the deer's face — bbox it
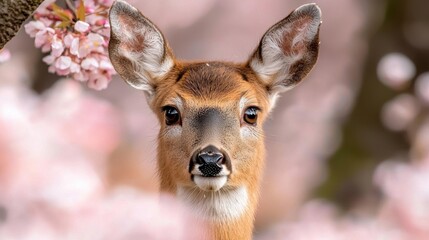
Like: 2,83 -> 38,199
153,62 -> 270,191
108,0 -> 321,194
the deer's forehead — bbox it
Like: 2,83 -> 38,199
174,62 -> 255,99
156,62 -> 269,111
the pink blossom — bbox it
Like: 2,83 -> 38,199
95,18 -> 108,26
78,33 -> 104,57
73,72 -> 87,82
258,200 -> 408,240
34,27 -> 55,52
99,59 -> 114,71
42,54 -> 55,65
88,33 -> 105,46
74,20 -> 90,32
70,62 -> 81,73
24,20 -> 46,37
70,37 -> 80,56
375,160 -> 429,238
102,0 -> 114,5
24,0 -> 116,90
47,65 -> 56,73
55,56 -> 72,70
81,58 -> 99,70
88,73 -> 109,90
63,33 -> 74,47
0,79 -> 126,238
51,36 -> 65,57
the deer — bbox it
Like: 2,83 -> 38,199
108,1 -> 321,239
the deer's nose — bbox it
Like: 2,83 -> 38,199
197,148 -> 224,165
190,145 -> 226,177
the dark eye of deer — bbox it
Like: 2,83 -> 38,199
163,106 -> 181,125
243,107 -> 258,125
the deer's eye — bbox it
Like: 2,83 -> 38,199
163,106 -> 181,125
243,107 -> 258,125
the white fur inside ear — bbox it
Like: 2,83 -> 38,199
250,3 -> 321,92
291,3 -> 321,48
109,0 -> 174,93
131,49 -> 174,93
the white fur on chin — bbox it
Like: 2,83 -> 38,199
194,175 -> 228,191
177,185 -> 249,221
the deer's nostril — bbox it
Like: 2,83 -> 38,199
197,151 -> 223,176
189,145 -> 232,177
197,151 -> 224,165
192,145 -> 225,177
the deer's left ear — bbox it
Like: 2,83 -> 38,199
108,0 -> 174,96
248,3 -> 321,100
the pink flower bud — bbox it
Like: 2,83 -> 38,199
81,58 -> 99,70
42,55 -> 56,65
99,59 -> 113,70
70,38 -> 80,56
74,72 -> 88,82
51,36 -> 65,57
57,68 -> 71,75
95,19 -> 107,26
24,20 -> 46,38
63,34 -> 74,47
86,7 -> 95,14
55,56 -> 72,70
48,65 -> 56,73
87,33 -> 104,46
88,73 -> 109,90
34,28 -> 55,49
70,62 -> 81,74
74,21 -> 90,33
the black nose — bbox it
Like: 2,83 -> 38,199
195,145 -> 224,177
197,147 -> 224,165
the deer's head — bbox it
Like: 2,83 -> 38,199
109,0 -> 321,223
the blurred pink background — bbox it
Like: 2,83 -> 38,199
1,0 -> 429,239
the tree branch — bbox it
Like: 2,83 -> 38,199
0,0 -> 45,50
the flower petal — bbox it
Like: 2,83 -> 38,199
74,21 -> 90,33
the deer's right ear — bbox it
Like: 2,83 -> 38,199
108,0 -> 174,95
248,4 -> 321,106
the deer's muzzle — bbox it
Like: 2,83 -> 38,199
189,145 -> 232,191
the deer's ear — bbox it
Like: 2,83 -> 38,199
248,3 -> 321,99
108,0 -> 174,95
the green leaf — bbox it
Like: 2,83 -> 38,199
77,0 -> 86,21
51,3 -> 72,21
57,20 -> 71,29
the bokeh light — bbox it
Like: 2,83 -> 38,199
377,53 -> 416,89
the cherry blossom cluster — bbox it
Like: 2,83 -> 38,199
24,0 -> 115,90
